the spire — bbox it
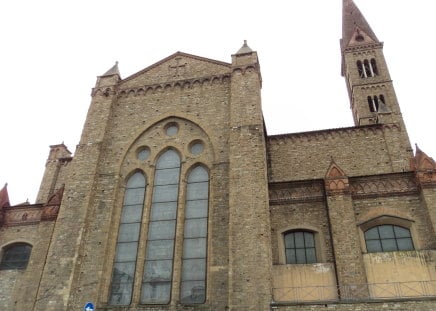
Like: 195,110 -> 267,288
101,61 -> 120,77
342,0 -> 379,50
0,183 -> 10,208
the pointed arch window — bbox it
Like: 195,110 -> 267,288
180,166 -> 209,304
141,149 -> 181,304
109,172 -> 146,305
0,243 -> 32,270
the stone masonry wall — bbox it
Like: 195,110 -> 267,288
267,125 -> 410,183
0,222 -> 55,310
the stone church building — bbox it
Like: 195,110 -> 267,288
0,1 -> 435,310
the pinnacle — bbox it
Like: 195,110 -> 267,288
102,61 -> 120,77
236,40 -> 253,54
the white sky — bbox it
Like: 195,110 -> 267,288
1,0 -> 435,204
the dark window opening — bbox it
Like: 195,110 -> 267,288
0,243 -> 32,270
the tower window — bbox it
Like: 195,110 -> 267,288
284,231 -> 316,264
368,95 -> 382,112
0,243 -> 32,270
358,59 -> 378,78
370,58 -> 378,75
364,225 -> 414,253
357,60 -> 365,78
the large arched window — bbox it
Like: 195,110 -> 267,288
109,172 -> 146,305
284,231 -> 316,264
364,225 -> 414,253
0,243 -> 32,270
141,149 -> 181,304
180,166 -> 209,304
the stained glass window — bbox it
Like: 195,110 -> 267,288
0,243 -> 32,270
109,172 -> 146,305
180,166 -> 209,304
141,150 -> 180,304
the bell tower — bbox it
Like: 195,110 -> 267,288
341,0 -> 404,127
341,0 -> 413,170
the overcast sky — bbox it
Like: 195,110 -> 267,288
1,0 -> 435,204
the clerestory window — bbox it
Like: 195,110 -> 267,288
0,243 -> 32,270
284,231 -> 316,264
364,225 -> 414,253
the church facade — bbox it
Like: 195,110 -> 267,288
0,1 -> 435,310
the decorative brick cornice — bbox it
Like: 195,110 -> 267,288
0,186 -> 64,227
269,180 -> 325,204
114,73 -> 231,98
350,172 -> 418,199
343,42 -> 384,53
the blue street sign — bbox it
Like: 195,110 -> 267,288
84,302 -> 94,311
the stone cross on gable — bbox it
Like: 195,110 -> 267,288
169,57 -> 187,77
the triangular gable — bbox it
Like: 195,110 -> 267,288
346,27 -> 377,47
121,52 -> 231,89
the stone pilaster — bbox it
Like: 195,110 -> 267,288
324,161 -> 369,299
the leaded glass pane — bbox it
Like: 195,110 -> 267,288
187,182 -> 209,200
148,220 -> 176,240
397,238 -> 414,251
379,225 -> 395,239
284,233 -> 295,249
146,240 -> 174,260
153,185 -> 179,202
124,187 -> 145,205
121,204 -> 143,223
155,168 -> 180,186
143,260 -> 173,282
127,172 -> 146,188
141,282 -> 171,304
109,282 -> 133,305
180,280 -> 206,304
188,166 -> 208,183
137,148 -> 150,161
394,226 -> 411,238
182,259 -> 206,280
112,262 -> 135,283
365,227 -> 379,240
183,238 -> 206,259
366,240 -> 382,252
306,248 -> 316,264
294,232 -> 305,248
115,242 -> 138,262
296,249 -> 306,264
304,232 -> 315,247
285,249 -> 296,264
381,239 -> 397,252
118,223 -> 140,242
150,202 -> 177,221
190,142 -> 204,155
185,200 -> 208,219
156,150 -> 180,169
184,219 -> 207,238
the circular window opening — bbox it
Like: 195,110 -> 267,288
355,34 -> 364,42
137,146 -> 151,161
189,140 -> 204,155
165,122 -> 179,136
